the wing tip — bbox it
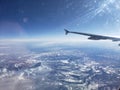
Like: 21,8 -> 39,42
64,29 -> 69,35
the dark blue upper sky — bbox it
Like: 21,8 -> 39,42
0,0 -> 120,38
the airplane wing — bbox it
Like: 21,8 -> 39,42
64,29 -> 120,45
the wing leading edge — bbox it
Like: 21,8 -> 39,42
64,29 -> 120,46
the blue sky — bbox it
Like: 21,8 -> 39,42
0,0 -> 120,39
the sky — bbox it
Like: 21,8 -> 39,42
0,0 -> 120,39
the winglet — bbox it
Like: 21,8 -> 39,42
64,29 -> 69,35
